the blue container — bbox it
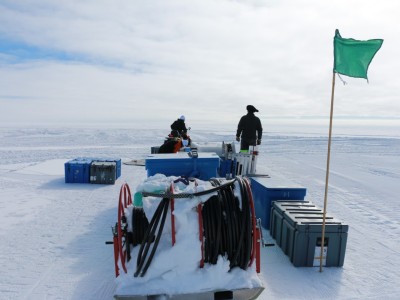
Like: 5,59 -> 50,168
64,158 -> 92,183
145,152 -> 220,180
250,177 -> 307,229
219,158 -> 234,177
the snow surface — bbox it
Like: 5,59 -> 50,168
0,126 -> 399,300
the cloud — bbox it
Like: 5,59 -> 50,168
0,0 -> 399,128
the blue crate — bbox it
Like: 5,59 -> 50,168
145,152 -> 220,180
250,177 -> 307,229
219,158 -> 234,177
64,158 -> 92,183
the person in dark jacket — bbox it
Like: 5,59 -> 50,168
236,105 -> 263,151
158,138 -> 182,153
158,135 -> 190,154
170,115 -> 187,137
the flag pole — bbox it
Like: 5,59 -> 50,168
320,71 -> 336,272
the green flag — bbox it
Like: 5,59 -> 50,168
333,29 -> 383,79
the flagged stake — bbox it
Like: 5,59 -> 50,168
333,29 -> 383,79
320,29 -> 383,272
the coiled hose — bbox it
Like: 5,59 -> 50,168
204,177 -> 253,270
134,197 -> 170,277
130,176 -> 255,276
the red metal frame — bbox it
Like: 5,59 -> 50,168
112,179 -> 261,277
115,183 -> 132,277
112,235 -> 119,277
243,178 -> 260,272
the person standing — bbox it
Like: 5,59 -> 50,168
236,105 -> 263,151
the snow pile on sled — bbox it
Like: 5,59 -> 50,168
115,174 -> 263,297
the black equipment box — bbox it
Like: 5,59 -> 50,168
90,161 -> 116,184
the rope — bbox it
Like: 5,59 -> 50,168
141,178 -> 237,198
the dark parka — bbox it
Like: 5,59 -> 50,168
170,119 -> 187,137
236,112 -> 263,145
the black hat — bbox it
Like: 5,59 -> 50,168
246,105 -> 259,112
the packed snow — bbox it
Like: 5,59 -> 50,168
0,125 -> 399,300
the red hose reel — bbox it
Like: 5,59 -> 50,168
110,178 -> 261,277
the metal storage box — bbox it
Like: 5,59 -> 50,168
282,212 -> 348,267
93,158 -> 121,179
281,212 -> 333,258
145,152 -> 220,180
90,161 -> 116,184
270,201 -> 321,247
64,158 -> 92,183
151,146 -> 160,154
250,177 -> 307,229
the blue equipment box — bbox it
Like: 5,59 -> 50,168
219,158 -> 234,177
64,158 -> 92,183
145,152 -> 220,180
250,177 -> 307,229
65,157 -> 121,183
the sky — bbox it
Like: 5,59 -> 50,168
0,0 -> 399,130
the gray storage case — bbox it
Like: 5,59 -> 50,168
271,200 -> 348,267
90,161 -> 116,184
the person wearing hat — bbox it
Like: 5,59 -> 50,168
170,115 -> 188,137
236,105 -> 263,151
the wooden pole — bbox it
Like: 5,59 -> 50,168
320,71 -> 336,272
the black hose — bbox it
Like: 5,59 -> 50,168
202,177 -> 254,271
238,177 -> 252,269
131,207 -> 149,247
128,176 -> 255,276
140,198 -> 170,276
134,198 -> 169,277
230,178 -> 247,268
135,199 -> 164,269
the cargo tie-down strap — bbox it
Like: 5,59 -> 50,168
140,178 -> 237,199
